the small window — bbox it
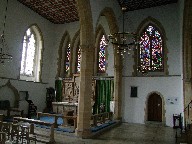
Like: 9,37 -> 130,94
65,43 -> 71,75
98,35 -> 107,73
76,45 -> 81,73
57,32 -> 71,78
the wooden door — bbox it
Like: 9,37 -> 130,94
148,93 -> 162,122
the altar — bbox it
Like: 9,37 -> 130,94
52,102 -> 78,115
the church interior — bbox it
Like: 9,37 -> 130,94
0,0 -> 192,143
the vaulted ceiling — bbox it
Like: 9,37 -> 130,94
17,0 -> 178,24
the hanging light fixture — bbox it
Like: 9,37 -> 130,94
0,0 -> 13,64
108,1 -> 139,58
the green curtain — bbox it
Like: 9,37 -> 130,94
55,80 -> 62,102
93,79 -> 114,114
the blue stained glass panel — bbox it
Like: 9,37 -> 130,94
98,35 -> 107,73
77,46 -> 81,73
139,25 -> 163,72
65,44 -> 71,74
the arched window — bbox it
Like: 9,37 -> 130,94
76,46 -> 81,73
98,35 -> 107,73
138,24 -> 163,73
20,25 -> 42,82
65,43 -> 71,75
57,32 -> 71,78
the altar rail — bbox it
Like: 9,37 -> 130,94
13,117 -> 55,143
52,102 -> 78,115
37,112 -> 113,130
37,112 -> 77,130
91,112 -> 113,127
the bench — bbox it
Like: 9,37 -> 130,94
13,117 -> 55,143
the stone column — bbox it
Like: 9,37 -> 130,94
76,0 -> 94,138
183,0 -> 192,108
113,49 -> 123,120
76,45 -> 94,138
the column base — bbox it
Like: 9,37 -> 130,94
113,115 -> 122,122
75,128 -> 92,138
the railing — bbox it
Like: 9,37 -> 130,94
13,117 -> 55,143
174,100 -> 192,143
184,100 -> 192,131
91,112 -> 113,127
173,113 -> 183,142
37,112 -> 77,131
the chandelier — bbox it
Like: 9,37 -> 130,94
108,3 -> 139,57
0,0 -> 12,64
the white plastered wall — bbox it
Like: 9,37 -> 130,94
0,0 -> 81,112
0,0 -> 184,125
121,2 -> 184,127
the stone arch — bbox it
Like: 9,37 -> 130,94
56,31 -> 71,78
71,30 -> 80,74
97,7 -> 119,35
97,7 -> 122,120
133,16 -> 169,76
0,80 -> 19,108
144,91 -> 166,125
22,24 -> 44,46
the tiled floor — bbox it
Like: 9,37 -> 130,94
34,122 -> 177,144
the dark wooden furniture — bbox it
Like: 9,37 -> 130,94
13,117 -> 55,143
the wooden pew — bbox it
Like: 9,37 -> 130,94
13,117 -> 55,143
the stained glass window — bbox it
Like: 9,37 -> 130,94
98,35 -> 107,73
65,43 -> 71,74
20,28 -> 36,76
76,46 -> 81,73
139,25 -> 163,72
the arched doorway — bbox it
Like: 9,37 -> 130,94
148,93 -> 162,122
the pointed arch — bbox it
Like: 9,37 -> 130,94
0,80 -> 19,108
20,24 -> 43,82
71,30 -> 80,74
57,31 -> 71,78
97,7 -> 119,35
144,91 -> 166,124
95,24 -> 108,75
133,16 -> 169,76
96,7 -> 122,120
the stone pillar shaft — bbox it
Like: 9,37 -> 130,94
183,0 -> 192,123
76,0 -> 94,138
113,49 -> 122,120
76,46 -> 93,138
183,0 -> 192,108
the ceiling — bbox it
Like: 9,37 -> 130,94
17,0 -> 178,24
17,0 -> 79,24
118,0 -> 178,11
